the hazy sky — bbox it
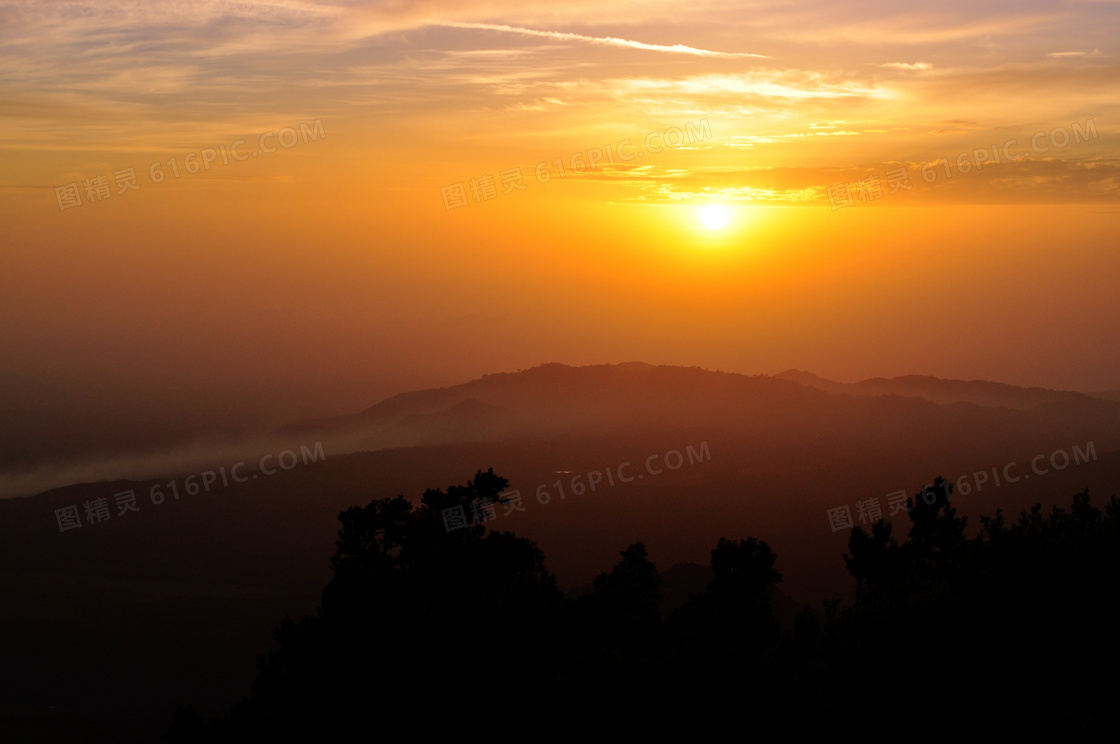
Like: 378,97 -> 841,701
2,0 -> 1119,441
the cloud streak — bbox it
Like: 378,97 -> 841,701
879,62 -> 933,70
438,22 -> 771,58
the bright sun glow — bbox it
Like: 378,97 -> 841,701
701,205 -> 729,230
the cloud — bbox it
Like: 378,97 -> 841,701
437,22 -> 771,58
879,62 -> 933,70
607,72 -> 889,101
1046,50 -> 1102,58
632,157 -> 1120,206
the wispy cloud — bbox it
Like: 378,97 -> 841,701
879,62 -> 933,70
608,72 -> 889,101
438,22 -> 771,58
1046,50 -> 1101,57
601,156 -> 1120,206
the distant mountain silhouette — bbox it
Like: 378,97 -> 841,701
7,363 -> 1115,500
776,368 -> 1104,411
278,362 -> 1120,459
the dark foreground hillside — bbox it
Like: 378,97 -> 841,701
4,437 -> 1118,741
167,471 -> 1120,740
4,362 -> 1119,741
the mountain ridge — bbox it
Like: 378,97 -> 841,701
274,363 -> 1120,459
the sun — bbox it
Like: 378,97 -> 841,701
700,205 -> 729,230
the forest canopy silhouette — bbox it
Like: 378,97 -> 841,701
168,470 -> 1120,740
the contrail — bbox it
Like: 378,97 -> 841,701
440,22 -> 771,59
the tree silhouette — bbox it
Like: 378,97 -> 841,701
843,517 -> 900,602
559,542 -> 664,715
165,472 -> 1120,741
203,469 -> 562,738
662,536 -> 785,714
831,480 -> 1120,738
904,476 -> 967,582
590,542 -> 662,630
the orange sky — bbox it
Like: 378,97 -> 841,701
2,0 -> 1120,432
